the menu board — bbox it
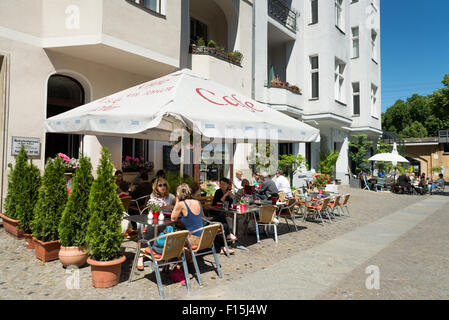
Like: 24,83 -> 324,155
11,137 -> 41,157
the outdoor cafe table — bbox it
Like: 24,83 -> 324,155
124,213 -> 176,245
209,205 -> 261,251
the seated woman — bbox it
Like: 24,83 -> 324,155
148,177 -> 176,210
170,184 -> 204,264
235,179 -> 254,202
118,181 -> 130,198
430,173 -> 445,194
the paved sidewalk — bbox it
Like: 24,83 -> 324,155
188,195 -> 449,300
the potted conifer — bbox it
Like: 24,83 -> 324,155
30,156 -> 68,262
58,155 -> 93,268
19,159 -> 41,249
1,145 -> 40,241
86,147 -> 126,288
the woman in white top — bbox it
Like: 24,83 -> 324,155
233,170 -> 244,193
148,177 -> 176,210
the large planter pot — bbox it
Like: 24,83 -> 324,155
0,213 -> 24,240
59,246 -> 89,268
34,238 -> 61,262
87,256 -> 126,288
24,234 -> 35,249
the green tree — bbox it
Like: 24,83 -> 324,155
278,154 -> 307,181
400,121 -> 428,138
349,134 -> 373,174
58,155 -> 93,247
429,74 -> 449,121
31,157 -> 68,242
3,145 -> 29,220
86,147 -> 124,261
17,160 -> 41,234
318,151 -> 339,178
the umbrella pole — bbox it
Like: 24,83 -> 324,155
180,142 -> 184,178
193,136 -> 201,183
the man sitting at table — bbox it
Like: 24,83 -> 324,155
256,173 -> 279,200
398,173 -> 412,193
274,170 -> 292,198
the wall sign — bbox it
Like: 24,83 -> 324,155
11,137 -> 41,157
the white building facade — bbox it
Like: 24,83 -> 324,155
0,0 -> 381,208
254,0 -> 382,183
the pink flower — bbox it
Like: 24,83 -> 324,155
125,156 -> 131,162
140,156 -> 144,161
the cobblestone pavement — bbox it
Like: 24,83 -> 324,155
0,188 -> 431,300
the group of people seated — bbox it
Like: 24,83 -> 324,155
396,172 -> 445,195
115,168 -> 296,267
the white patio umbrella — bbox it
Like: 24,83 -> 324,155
368,142 -> 409,166
45,69 -> 320,143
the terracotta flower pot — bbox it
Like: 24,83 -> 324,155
87,256 -> 126,288
24,234 -> 35,249
59,246 -> 89,268
34,238 -> 61,262
0,213 -> 24,240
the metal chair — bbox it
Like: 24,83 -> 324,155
120,196 -> 132,212
362,176 -> 371,191
254,205 -> 278,243
338,194 -> 351,217
374,178 -> 386,192
328,195 -> 343,219
129,194 -> 151,215
277,198 -> 299,231
305,197 -> 332,225
130,230 -> 191,299
187,224 -> 223,286
201,217 -> 231,258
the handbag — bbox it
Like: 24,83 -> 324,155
155,225 -> 174,248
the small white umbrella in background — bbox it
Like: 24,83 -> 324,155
368,142 -> 409,165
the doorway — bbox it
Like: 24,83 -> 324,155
45,75 -> 84,161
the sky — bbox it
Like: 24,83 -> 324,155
380,0 -> 449,113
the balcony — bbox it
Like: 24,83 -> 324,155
263,83 -> 303,118
268,0 -> 297,33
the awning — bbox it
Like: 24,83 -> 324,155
45,69 -> 320,143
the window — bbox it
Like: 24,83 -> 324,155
371,84 -> 378,117
122,138 -> 149,165
310,56 -> 319,99
352,27 -> 359,58
311,0 -> 318,24
335,0 -> 344,31
132,0 -> 161,14
334,59 -> 346,103
444,143 -> 449,153
371,29 -> 378,62
352,82 -> 360,116
190,17 -> 208,45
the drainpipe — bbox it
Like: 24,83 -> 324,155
251,0 -> 255,100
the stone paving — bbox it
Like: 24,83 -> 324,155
0,187 -> 431,300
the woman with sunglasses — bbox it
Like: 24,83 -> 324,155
148,177 -> 176,210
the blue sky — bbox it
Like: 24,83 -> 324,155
381,0 -> 449,113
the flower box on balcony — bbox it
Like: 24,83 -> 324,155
190,44 -> 243,67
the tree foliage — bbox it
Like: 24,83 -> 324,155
382,74 -> 449,137
31,157 -> 68,242
58,155 -> 93,247
278,153 -> 307,180
4,145 -> 41,234
318,151 -> 339,178
86,147 -> 124,261
349,134 -> 373,174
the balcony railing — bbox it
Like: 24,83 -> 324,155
268,0 -> 297,33
439,130 -> 449,143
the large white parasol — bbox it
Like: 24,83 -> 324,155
368,142 -> 409,166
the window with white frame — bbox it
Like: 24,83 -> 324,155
310,56 -> 319,99
352,27 -> 359,58
311,0 -> 318,24
335,0 -> 344,31
371,29 -> 378,62
352,82 -> 360,115
334,58 -> 346,103
371,84 -> 378,117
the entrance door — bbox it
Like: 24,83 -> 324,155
45,75 -> 84,161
